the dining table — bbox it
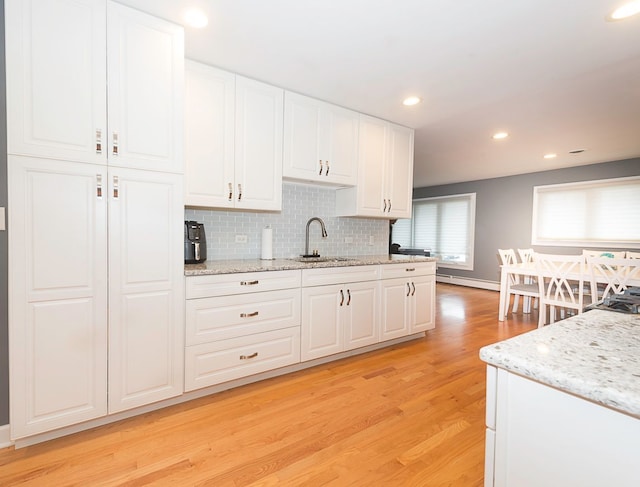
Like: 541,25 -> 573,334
498,260 -> 640,321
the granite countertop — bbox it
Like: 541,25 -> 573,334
480,309 -> 640,418
184,254 -> 436,276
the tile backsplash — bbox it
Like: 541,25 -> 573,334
185,183 -> 390,260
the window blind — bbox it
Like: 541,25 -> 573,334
532,176 -> 640,247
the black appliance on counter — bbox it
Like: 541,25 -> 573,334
184,221 -> 207,264
584,287 -> 640,314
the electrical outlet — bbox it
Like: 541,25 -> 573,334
235,234 -> 248,243
344,237 -> 353,244
369,235 -> 375,245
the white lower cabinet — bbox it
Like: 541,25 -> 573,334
184,271 -> 302,392
380,262 -> 436,341
8,156 -> 184,438
301,266 -> 380,361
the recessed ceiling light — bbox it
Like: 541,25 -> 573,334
543,153 -> 557,159
184,8 -> 209,28
402,96 -> 422,106
492,132 -> 509,140
606,1 -> 640,21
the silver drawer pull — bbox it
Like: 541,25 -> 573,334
406,268 -> 416,272
240,311 -> 259,318
240,352 -> 258,360
240,280 -> 259,286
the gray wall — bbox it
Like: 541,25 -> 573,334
413,158 -> 640,284
1,0 -> 9,427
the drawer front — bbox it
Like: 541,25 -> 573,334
301,265 -> 379,287
184,327 -> 301,392
186,270 -> 301,298
379,262 -> 436,280
185,288 -> 301,345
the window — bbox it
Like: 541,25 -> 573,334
392,193 -> 476,270
532,176 -> 640,248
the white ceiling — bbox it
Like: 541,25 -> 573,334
117,0 -> 640,187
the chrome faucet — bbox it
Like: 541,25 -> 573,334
304,217 -> 328,257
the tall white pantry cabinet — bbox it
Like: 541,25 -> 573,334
6,0 -> 185,439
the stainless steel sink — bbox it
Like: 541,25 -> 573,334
289,256 -> 357,263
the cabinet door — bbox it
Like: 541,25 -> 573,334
322,103 -> 359,186
107,1 -> 184,173
380,278 -> 411,341
409,275 -> 435,332
283,92 -> 322,181
5,0 -> 107,164
234,76 -> 283,211
386,123 -> 414,219
343,281 -> 379,350
355,114 -> 387,216
184,61 -> 235,207
8,156 -> 108,439
108,168 -> 184,413
301,285 -> 343,361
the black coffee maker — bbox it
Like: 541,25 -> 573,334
184,221 -> 207,264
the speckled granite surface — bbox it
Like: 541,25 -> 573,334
184,254 -> 436,276
480,309 -> 640,418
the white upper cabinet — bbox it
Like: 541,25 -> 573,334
283,92 -> 358,186
6,0 -> 107,164
106,2 -> 184,173
335,114 -> 414,218
184,61 -> 283,210
6,0 -> 184,173
184,61 -> 235,207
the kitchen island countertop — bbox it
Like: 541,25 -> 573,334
480,309 -> 640,418
184,254 -> 436,276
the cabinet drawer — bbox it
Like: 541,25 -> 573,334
186,270 -> 301,298
301,265 -> 379,287
186,288 -> 300,345
379,261 -> 435,280
184,327 -> 300,392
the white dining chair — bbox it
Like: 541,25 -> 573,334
626,251 -> 640,259
586,256 -> 640,301
517,248 -> 538,309
498,248 -> 539,316
535,253 -> 586,328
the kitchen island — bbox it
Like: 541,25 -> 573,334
480,310 -> 640,487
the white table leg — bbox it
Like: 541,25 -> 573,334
499,266 -> 508,321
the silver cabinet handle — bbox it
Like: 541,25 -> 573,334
339,289 -> 344,306
112,131 -> 118,155
240,352 -> 258,360
228,182 -> 233,201
319,160 -> 323,175
406,283 -> 411,297
240,280 -> 259,286
325,161 -> 330,176
113,175 -> 119,198
388,199 -> 391,212
411,282 -> 416,296
237,183 -> 242,201
96,174 -> 103,198
406,268 -> 416,272
383,199 -> 387,212
240,311 -> 259,318
346,289 -> 351,306
96,129 -> 102,154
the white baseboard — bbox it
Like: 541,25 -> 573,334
0,424 -> 13,449
436,274 -> 500,291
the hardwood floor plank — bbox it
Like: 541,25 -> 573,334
0,283 -> 536,486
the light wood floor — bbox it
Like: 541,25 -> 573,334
0,284 -> 536,486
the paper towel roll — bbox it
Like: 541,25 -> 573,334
261,226 -> 273,260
